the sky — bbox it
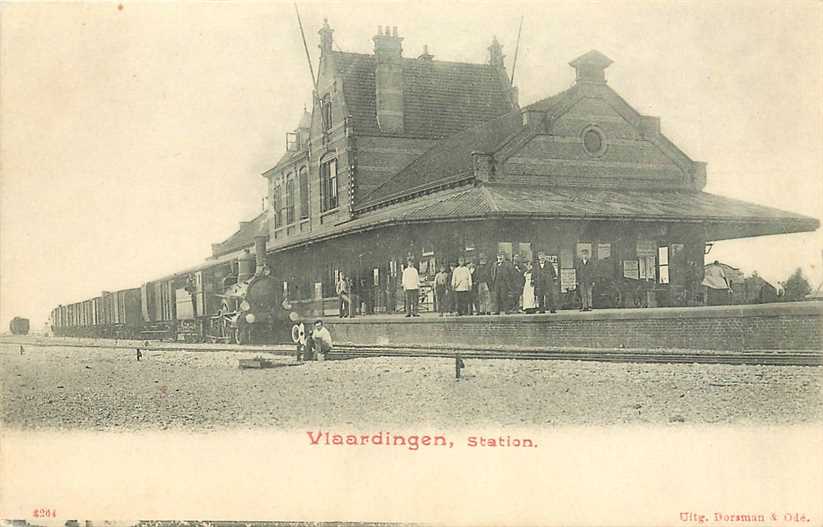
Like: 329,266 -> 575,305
1,0 -> 821,329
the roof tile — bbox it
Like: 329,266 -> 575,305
334,51 -> 515,138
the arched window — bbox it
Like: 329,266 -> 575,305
272,183 -> 282,229
299,167 -> 309,219
285,176 -> 295,225
320,157 -> 338,212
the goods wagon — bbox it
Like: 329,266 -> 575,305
9,317 -> 30,335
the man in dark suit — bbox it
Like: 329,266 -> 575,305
534,253 -> 558,313
576,248 -> 596,311
491,253 -> 516,314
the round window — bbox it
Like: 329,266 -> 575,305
583,128 -> 604,155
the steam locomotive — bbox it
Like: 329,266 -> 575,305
50,236 -> 290,344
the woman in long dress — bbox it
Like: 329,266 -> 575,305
521,261 -> 537,313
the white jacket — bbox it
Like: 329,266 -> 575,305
451,266 -> 473,292
402,266 -> 420,290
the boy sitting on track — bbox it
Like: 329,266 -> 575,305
310,319 -> 333,361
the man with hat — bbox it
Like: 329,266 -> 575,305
576,248 -> 596,311
491,253 -> 516,314
534,252 -> 558,314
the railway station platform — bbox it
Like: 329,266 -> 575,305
8,302 -> 821,366
323,301 -> 823,353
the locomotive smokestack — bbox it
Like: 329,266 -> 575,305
254,235 -> 268,275
237,249 -> 254,282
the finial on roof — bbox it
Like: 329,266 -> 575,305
318,18 -> 334,55
488,36 -> 505,70
418,44 -> 434,61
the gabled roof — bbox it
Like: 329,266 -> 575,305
356,87 -> 582,210
522,86 -> 578,114
356,110 -> 526,210
333,51 -> 515,138
211,211 -> 268,257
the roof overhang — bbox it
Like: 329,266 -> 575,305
264,184 -> 819,254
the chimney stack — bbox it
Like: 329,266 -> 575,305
418,44 -> 434,62
373,25 -> 404,134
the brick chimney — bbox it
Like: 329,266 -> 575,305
373,25 -> 404,134
569,50 -> 613,84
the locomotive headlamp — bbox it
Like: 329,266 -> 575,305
245,313 -> 256,324
240,300 -> 251,311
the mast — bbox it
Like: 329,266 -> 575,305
294,3 -> 317,91
510,16 -> 524,86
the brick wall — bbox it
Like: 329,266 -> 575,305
325,302 -> 823,352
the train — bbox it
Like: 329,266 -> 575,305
49,236 -> 291,344
9,317 -> 30,335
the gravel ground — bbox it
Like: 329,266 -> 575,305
1,342 -> 822,430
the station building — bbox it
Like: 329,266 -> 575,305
212,21 -> 818,314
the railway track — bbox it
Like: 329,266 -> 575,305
327,344 -> 823,367
4,337 -> 820,367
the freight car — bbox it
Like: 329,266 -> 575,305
9,317 -> 30,335
50,288 -> 142,338
50,236 -> 290,344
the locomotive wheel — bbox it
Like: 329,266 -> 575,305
234,326 -> 250,345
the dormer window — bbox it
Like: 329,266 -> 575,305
286,132 -> 299,152
321,93 -> 333,133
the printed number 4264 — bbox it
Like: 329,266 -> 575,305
33,508 -> 56,518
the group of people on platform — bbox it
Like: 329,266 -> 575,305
427,252 -> 560,315
401,248 -> 598,316
335,249 -> 599,318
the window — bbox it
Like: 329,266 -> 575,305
639,256 -> 656,280
582,126 -> 606,156
299,167 -> 309,219
286,132 -> 299,152
273,184 -> 282,229
658,245 -> 670,284
321,93 -> 332,133
285,177 -> 295,225
320,158 -> 338,212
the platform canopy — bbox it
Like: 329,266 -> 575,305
270,183 -> 819,253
